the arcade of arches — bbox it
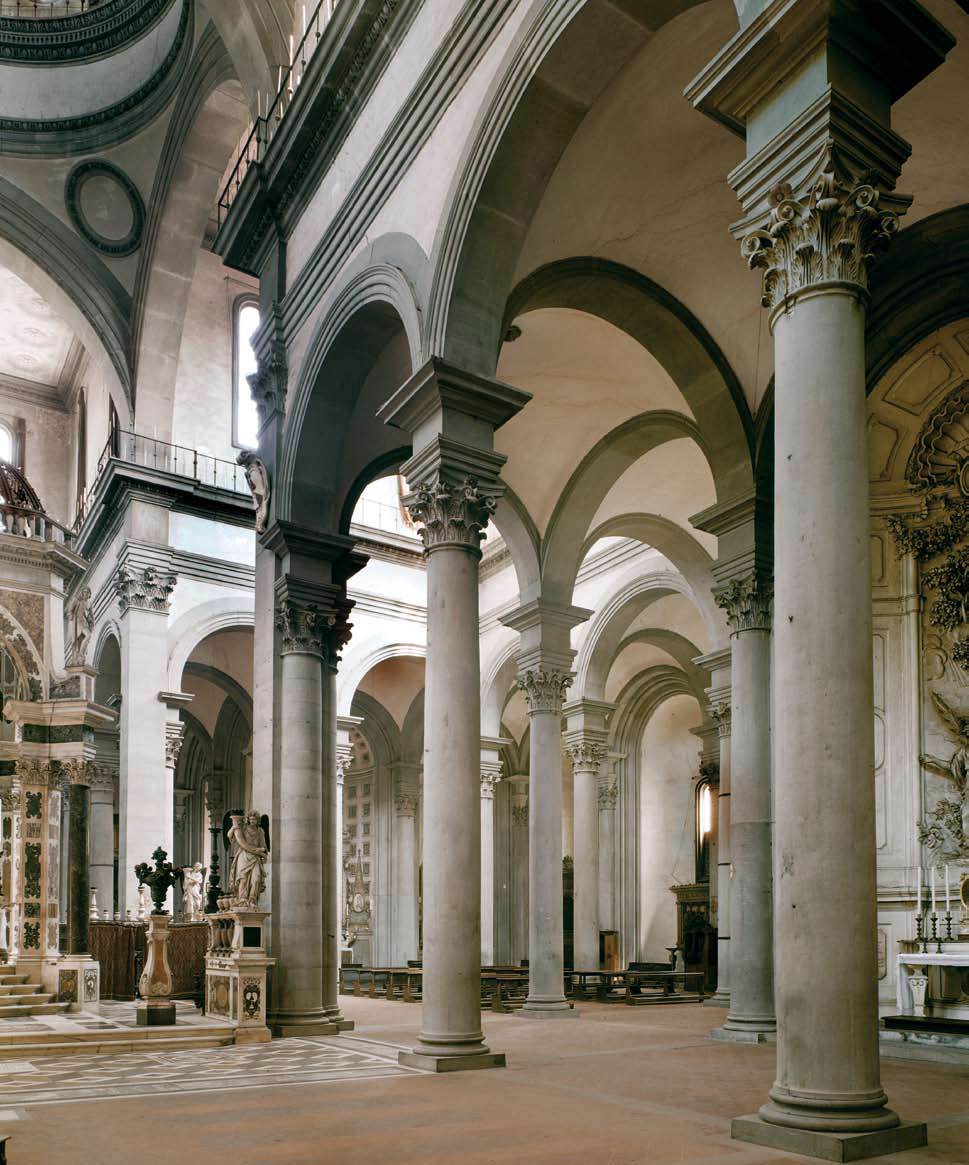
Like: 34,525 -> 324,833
0,1 -> 968,1163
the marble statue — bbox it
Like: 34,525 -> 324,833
920,690 -> 969,856
67,586 -> 93,664
182,862 -> 207,920
226,812 -> 270,907
237,452 -> 270,533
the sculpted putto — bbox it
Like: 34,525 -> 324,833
225,811 -> 270,907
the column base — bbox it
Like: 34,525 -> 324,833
731,1115 -> 927,1162
137,1002 -> 176,1027
399,1049 -> 506,1073
521,1000 -> 578,1019
710,1025 -> 775,1045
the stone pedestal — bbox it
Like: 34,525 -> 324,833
137,912 -> 175,1026
205,908 -> 275,1043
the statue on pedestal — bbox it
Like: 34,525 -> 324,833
181,863 -> 207,921
223,812 -> 270,908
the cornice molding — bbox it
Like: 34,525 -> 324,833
0,0 -> 193,157
0,0 -> 176,64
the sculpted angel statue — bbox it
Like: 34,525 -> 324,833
224,811 -> 270,907
181,862 -> 207,920
921,690 -> 969,842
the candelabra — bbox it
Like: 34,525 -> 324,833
916,908 -> 927,953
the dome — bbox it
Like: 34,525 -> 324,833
0,459 -> 42,513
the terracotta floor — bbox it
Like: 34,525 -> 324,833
5,997 -> 969,1165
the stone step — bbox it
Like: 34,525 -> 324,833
0,1028 -> 236,1059
0,1002 -> 68,1018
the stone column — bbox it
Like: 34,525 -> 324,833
688,7 -> 953,1155
270,592 -> 334,1035
380,358 -> 528,1069
322,663 -> 351,1030
597,761 -> 619,934
501,602 -> 590,1018
479,762 -> 501,966
509,776 -> 529,964
708,683 -> 731,1008
0,777 -> 20,957
89,746 -> 117,918
392,773 -> 420,965
713,575 -> 775,1042
116,565 -> 177,912
65,763 -> 94,956
564,736 -> 605,971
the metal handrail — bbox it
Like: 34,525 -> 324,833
217,0 -> 340,230
0,1 -> 103,16
75,429 -> 251,529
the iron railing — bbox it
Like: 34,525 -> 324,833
75,430 -> 251,528
217,0 -> 341,230
0,1 -> 104,16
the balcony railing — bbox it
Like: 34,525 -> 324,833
75,430 -> 251,528
0,503 -> 74,548
217,0 -> 341,230
0,1 -> 103,16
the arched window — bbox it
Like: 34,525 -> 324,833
233,297 -> 260,450
695,777 -> 715,884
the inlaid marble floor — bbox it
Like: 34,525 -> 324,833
0,1035 -> 417,1105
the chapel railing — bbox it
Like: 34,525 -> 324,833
0,1 -> 103,16
75,430 -> 251,528
217,0 -> 341,230
0,503 -> 75,548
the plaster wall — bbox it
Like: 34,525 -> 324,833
172,249 -> 255,463
638,693 -> 701,961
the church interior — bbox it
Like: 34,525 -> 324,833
0,1 -> 968,1162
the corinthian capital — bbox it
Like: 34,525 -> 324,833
405,476 -> 496,553
275,598 -> 352,660
116,565 -> 177,614
518,669 -> 572,717
714,573 -> 772,634
564,737 -> 606,773
740,151 -> 906,313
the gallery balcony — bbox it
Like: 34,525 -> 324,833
73,430 -> 254,559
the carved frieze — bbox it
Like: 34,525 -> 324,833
115,565 -> 177,614
714,573 -> 773,634
405,476 -> 496,552
518,669 -> 572,717
740,150 -> 905,312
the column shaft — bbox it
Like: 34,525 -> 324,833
521,677 -> 572,1016
413,543 -> 491,1059
766,288 -> 891,1130
480,772 -> 498,966
67,782 -> 91,955
272,646 -> 329,1033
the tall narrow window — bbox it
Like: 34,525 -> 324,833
233,298 -> 261,449
695,779 -> 714,884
